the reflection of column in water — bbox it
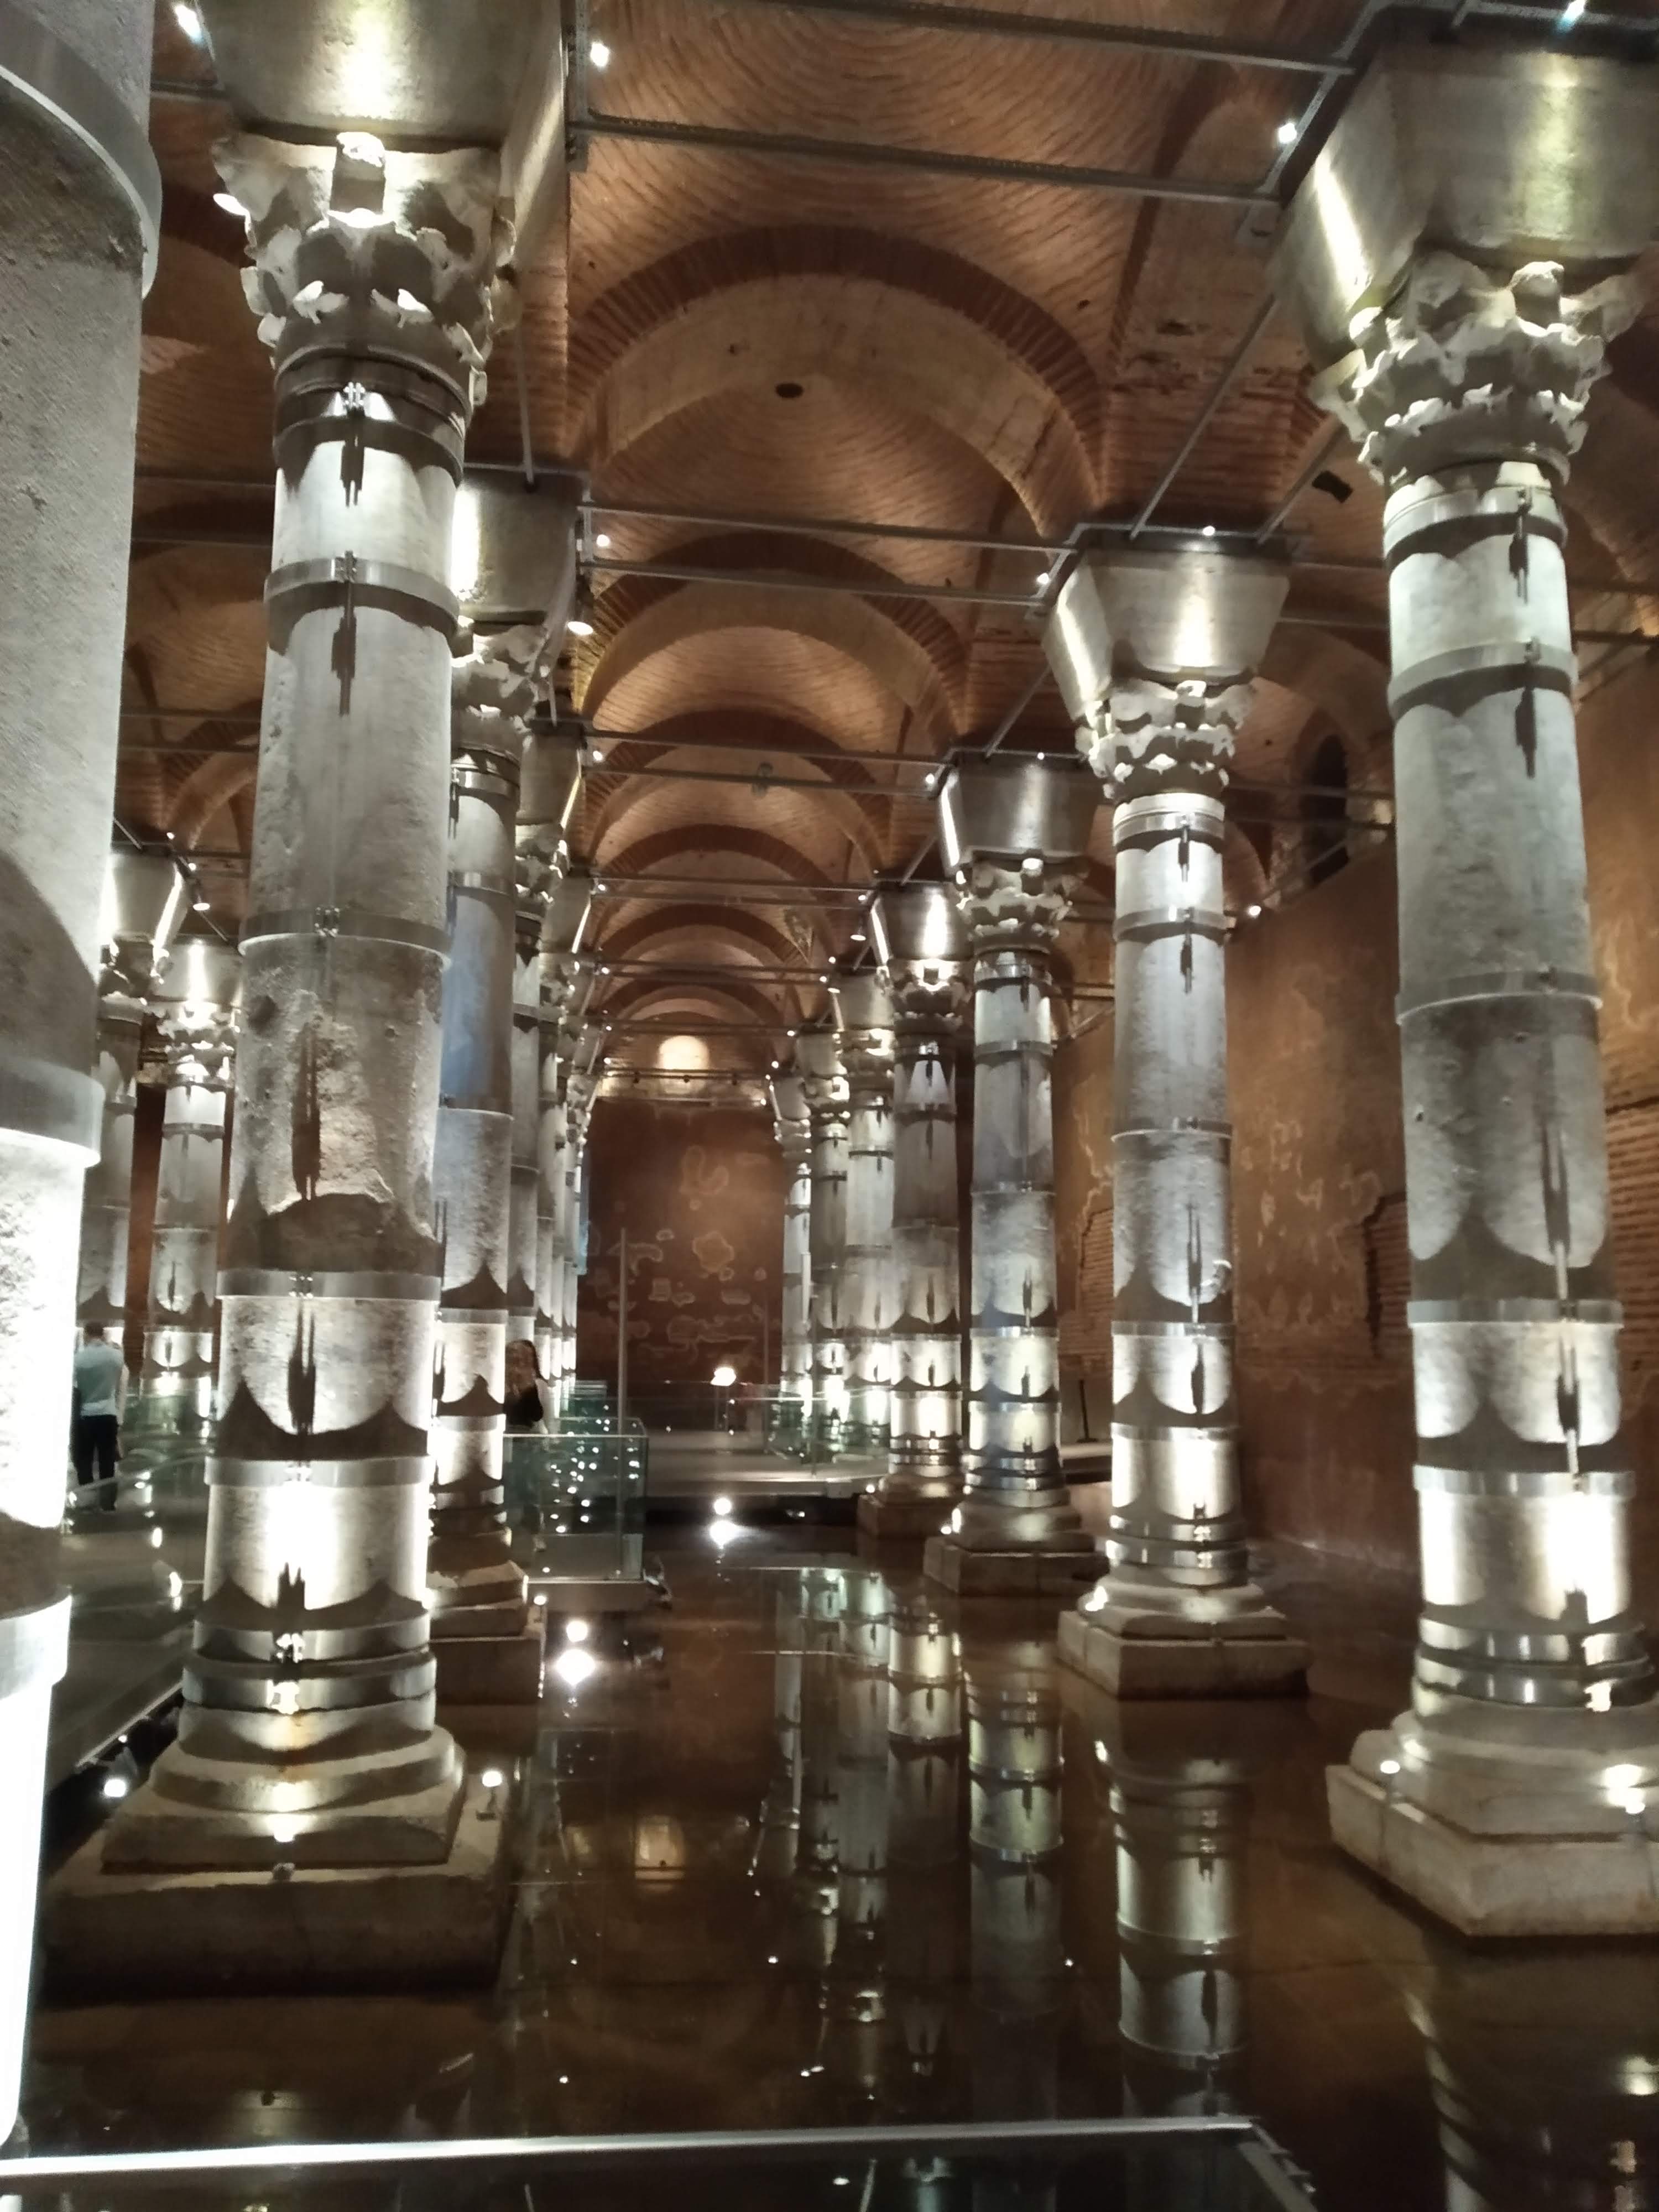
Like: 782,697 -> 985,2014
886,1592 -> 964,2108
830,1571 -> 893,2098
792,1568 -> 846,1971
1404,1945 -> 1659,2212
1099,1717 -> 1250,2121
755,1577 -> 807,1885
967,1638 -> 1064,2212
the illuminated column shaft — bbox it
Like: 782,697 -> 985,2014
956,865 -> 1084,1548
507,921 -> 541,1352
837,1572 -> 892,1940
1270,34 -> 1659,1927
799,1035 -> 851,1428
886,1597 -> 962,2095
140,996 -> 236,1426
534,874 -> 593,1399
885,967 -> 968,1494
534,1075 -> 566,1384
429,639 -> 530,1640
76,987 -> 144,1340
117,137 -> 510,1861
510,753 -> 582,1363
0,0 -> 155,2137
770,1073 -> 813,1412
564,1060 -> 597,1391
836,979 -> 895,1440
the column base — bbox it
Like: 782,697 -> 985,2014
1057,1594 -> 1308,1699
857,1490 -> 959,1542
43,1768 -> 512,1994
433,1617 -> 546,1705
102,1730 -> 466,1871
923,1533 -> 1098,1597
1328,1697 -> 1659,1937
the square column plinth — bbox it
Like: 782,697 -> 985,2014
44,1770 -> 514,1992
924,1531 -> 1098,1597
1326,1709 -> 1659,1938
1057,1594 -> 1307,1698
432,1615 -> 546,1705
858,1490 -> 958,1542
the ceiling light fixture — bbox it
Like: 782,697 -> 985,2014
1035,570 -> 1051,588
1201,524 -> 1217,538
173,1 -> 205,39
1558,0 -> 1587,20
589,38 -> 612,67
212,190 -> 248,220
566,615 -> 596,638
1275,119 -> 1298,147
594,532 -> 612,550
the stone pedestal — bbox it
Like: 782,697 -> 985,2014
926,756 -> 1099,1595
858,1490 -> 959,1542
0,0 -> 158,2140
1044,542 -> 1303,1695
1270,32 -> 1659,1928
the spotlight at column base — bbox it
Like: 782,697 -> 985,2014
42,1767 -> 511,1995
923,1532 -> 1098,1597
1056,1593 -> 1308,1699
1328,1698 -> 1659,1937
856,1488 -> 961,1542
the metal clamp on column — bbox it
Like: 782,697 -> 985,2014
1395,966 -> 1600,1022
1112,800 -> 1226,852
1113,904 -> 1228,945
1387,636 -> 1576,718
275,360 -> 467,483
217,1267 -> 444,1302
450,754 -> 521,801
265,555 -> 460,641
239,904 -> 451,956
0,0 -> 161,289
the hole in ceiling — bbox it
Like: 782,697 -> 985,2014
774,381 -> 805,400
1312,469 -> 1354,504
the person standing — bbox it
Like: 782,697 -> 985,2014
72,1325 -> 126,1509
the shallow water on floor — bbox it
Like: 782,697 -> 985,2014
22,1525 -> 1659,2212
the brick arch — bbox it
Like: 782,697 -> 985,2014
592,771 -> 881,878
597,917 -> 818,1026
587,758 -> 886,878
597,902 -> 805,971
573,227 -> 1098,531
599,822 -> 835,886
1260,627 -> 1391,781
162,740 -> 260,848
581,582 -> 959,739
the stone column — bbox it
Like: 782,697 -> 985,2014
79,854 -> 185,1353
769,1071 -> 814,1440
427,633 -> 540,1703
134,935 -> 240,1444
792,1565 -> 845,1971
510,737 -> 582,1363
562,1025 -> 603,1393
107,133 -> 512,1876
1045,546 -> 1307,1697
1271,34 -> 1659,1933
828,1567 -> 891,2098
924,757 -> 1098,1597
536,873 -> 593,1397
861,884 -> 971,1539
756,1578 -> 806,1883
885,1591 -> 963,2108
832,974 -> 896,1454
0,0 -> 158,2140
798,1030 -> 851,1439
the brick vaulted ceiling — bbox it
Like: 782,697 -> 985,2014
130,0 -> 1659,1079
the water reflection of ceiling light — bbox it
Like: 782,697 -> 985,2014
554,1645 -> 598,1687
565,1618 -> 591,1644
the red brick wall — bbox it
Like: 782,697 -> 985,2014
577,1094 -> 785,1389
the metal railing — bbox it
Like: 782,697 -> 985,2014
504,1418 -> 649,1588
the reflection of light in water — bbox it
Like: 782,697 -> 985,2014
709,1519 -> 748,1551
565,1618 -> 591,1644
554,1646 -> 597,1687
712,1495 -> 733,1518
711,1365 -> 737,1389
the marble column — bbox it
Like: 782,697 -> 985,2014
769,1071 -> 814,1438
562,1024 -> 603,1394
1271,34 -> 1659,1932
798,1030 -> 851,1439
0,0 -> 158,2138
108,133 -> 513,1871
924,757 -> 1098,1597
79,854 -> 185,1351
861,884 -> 971,1539
1045,546 -> 1307,1697
884,1591 -> 963,2109
510,738 -> 582,1360
536,873 -> 592,1396
427,633 -> 540,1702
134,935 -> 240,1443
832,974 -> 896,1453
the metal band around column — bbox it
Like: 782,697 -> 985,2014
275,363 -> 467,481
239,907 -> 451,955
0,0 -> 161,289
265,556 -> 461,641
217,1267 -> 443,1301
1387,637 -> 1576,719
1395,967 -> 1600,1022
0,1042 -> 102,1158
1114,904 -> 1229,944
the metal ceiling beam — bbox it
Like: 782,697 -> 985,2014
588,554 -> 1035,608
583,494 -> 1068,559
573,112 -> 1280,207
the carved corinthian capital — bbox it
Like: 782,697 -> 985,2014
954,858 -> 1078,950
1314,252 -> 1634,489
215,132 -> 515,411
884,959 -> 971,1036
1083,673 -> 1253,802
